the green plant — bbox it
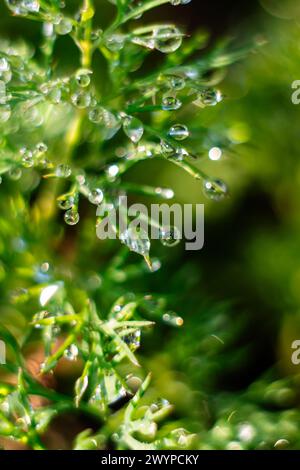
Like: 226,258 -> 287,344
0,0 -> 250,450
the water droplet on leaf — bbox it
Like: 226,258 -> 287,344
64,344 -> 79,361
71,91 -> 91,109
47,87 -> 62,104
106,164 -> 119,179
88,106 -> 104,123
168,75 -> 186,90
35,142 -> 47,154
120,227 -> 150,256
168,124 -> 189,141
75,375 -> 88,407
274,439 -> 289,450
57,194 -> 75,210
160,226 -> 181,247
0,58 -> 9,73
64,209 -> 79,225
88,188 -> 104,205
32,310 -> 51,328
105,34 -> 125,52
55,17 -> 73,35
75,69 -> 91,88
203,178 -> 228,201
197,89 -> 223,107
55,164 -> 71,178
0,105 -> 11,122
150,398 -> 170,413
21,148 -> 34,168
23,0 -> 39,12
5,0 -> 39,14
162,95 -> 182,111
123,115 -> 144,143
170,0 -> 192,4
9,168 -> 22,180
153,26 -> 183,53
160,140 -> 184,161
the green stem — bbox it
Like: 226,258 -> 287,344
104,0 -> 171,39
143,124 -> 208,180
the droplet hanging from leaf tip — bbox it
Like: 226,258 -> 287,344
203,178 -> 228,201
123,115 -> 144,144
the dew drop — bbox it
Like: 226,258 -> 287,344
168,75 -> 186,90
168,124 -> 189,141
88,106 -> 104,123
111,433 -> 120,443
0,105 -> 11,123
0,69 -> 12,84
35,142 -> 48,154
124,330 -> 141,352
150,398 -> 170,413
64,209 -> 79,225
171,428 -> 191,447
64,344 -> 79,361
160,140 -> 184,161
151,258 -> 161,272
162,95 -> 182,111
102,109 -> 119,129
105,34 -> 125,52
274,439 -> 289,450
8,168 -> 22,181
91,29 -> 103,42
32,310 -> 51,328
198,89 -> 223,106
170,0 -> 192,4
43,22 -> 54,38
126,375 -> 142,391
22,0 -> 40,12
123,115 -> 144,144
21,148 -> 34,168
159,225 -> 181,247
55,17 -> 73,35
23,106 -> 43,127
203,178 -> 228,201
161,140 -> 176,157
5,0 -> 31,14
131,35 -> 155,50
106,164 -> 119,179
75,375 -> 88,406
71,91 -> 91,109
47,87 -> 62,104
0,58 -> 9,73
76,173 -> 86,185
88,188 -> 104,205
75,69 -> 91,88
89,385 -> 103,407
120,227 -> 150,256
55,164 -> 71,178
57,194 -> 75,210
153,26 -> 182,53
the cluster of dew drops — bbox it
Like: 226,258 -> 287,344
1,0 -> 229,255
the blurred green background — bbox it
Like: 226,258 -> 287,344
2,0 -> 300,449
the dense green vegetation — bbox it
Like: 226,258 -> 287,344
1,0 -> 300,450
